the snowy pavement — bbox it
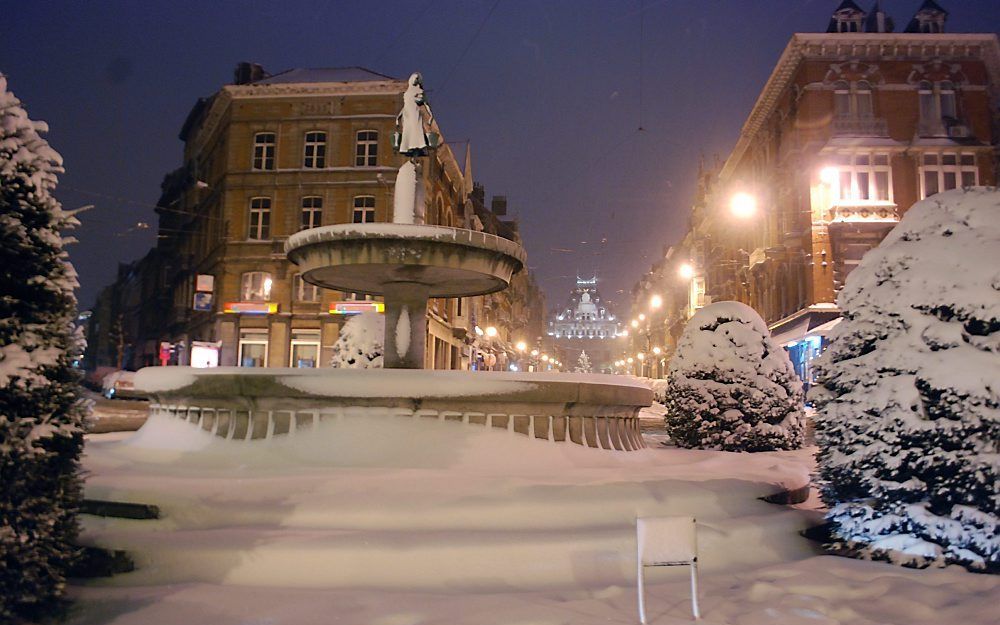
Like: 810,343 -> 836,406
67,415 -> 998,625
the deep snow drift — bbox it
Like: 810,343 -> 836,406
67,415 -> 999,624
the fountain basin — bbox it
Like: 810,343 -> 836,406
134,368 -> 651,451
285,223 -> 527,298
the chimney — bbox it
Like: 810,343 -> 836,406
234,62 -> 266,85
491,195 -> 508,216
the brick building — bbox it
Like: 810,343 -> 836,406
625,1 -> 1000,384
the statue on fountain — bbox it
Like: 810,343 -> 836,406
393,73 -> 434,225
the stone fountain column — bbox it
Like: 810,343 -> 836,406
382,281 -> 429,369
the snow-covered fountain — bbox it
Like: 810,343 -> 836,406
136,72 -> 650,451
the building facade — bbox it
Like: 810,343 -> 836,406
623,1 -> 1000,384
90,64 -> 543,372
548,277 -> 622,371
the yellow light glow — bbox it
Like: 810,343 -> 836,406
679,263 -> 695,280
630,319 -> 639,328
515,341 -> 527,352
820,166 -> 839,186
652,346 -> 662,355
637,352 -> 645,361
627,357 -> 634,364
650,294 -> 663,309
730,191 -> 757,219
541,354 -> 549,362
485,326 -> 498,337
530,349 -> 539,356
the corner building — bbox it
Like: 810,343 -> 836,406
685,2 -> 1000,384
151,65 -> 476,368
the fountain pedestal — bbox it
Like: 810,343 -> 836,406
285,223 -> 527,368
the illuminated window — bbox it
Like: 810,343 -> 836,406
238,329 -> 268,367
830,153 -> 892,202
290,329 -> 321,368
241,271 -> 272,302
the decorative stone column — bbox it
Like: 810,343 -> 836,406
382,282 -> 430,369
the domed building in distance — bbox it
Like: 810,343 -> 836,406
548,277 -> 622,371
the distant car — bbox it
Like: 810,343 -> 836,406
101,371 -> 144,400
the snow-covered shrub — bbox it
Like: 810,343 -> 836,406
0,75 -> 87,620
664,301 -> 804,451
330,312 -> 384,368
812,188 -> 1000,573
574,350 -> 592,373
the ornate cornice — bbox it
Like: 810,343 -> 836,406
720,33 -> 1000,181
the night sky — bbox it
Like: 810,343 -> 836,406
4,1 -> 999,312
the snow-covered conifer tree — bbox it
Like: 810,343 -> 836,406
574,350 -> 592,373
664,301 -> 804,451
812,188 -> 1000,573
0,74 -> 87,620
330,311 -> 384,368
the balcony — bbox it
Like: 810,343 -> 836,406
831,116 -> 889,138
828,201 -> 898,224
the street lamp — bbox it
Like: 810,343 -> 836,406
485,326 -> 498,338
730,191 -> 757,219
515,341 -> 527,352
652,346 -> 662,355
638,313 -> 646,321
630,319 -> 639,329
820,166 -> 839,186
650,294 -> 663,309
678,263 -> 695,280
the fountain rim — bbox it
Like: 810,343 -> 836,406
285,223 -> 528,266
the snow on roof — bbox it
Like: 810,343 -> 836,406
252,67 -> 399,85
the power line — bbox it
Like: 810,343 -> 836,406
436,0 -> 502,95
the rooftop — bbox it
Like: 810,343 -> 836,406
252,67 -> 399,85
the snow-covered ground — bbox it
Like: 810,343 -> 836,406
68,414 -> 998,625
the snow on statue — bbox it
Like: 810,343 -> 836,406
812,187 -> 1000,573
663,301 -> 804,452
397,72 -> 430,156
0,74 -> 87,620
330,312 -> 384,369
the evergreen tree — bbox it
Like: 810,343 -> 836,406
330,311 -> 384,368
812,188 -> 999,573
664,301 -> 804,451
574,350 -> 592,373
0,74 -> 87,620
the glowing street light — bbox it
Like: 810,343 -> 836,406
515,341 -> 527,352
652,346 -> 662,355
820,166 -> 839,186
485,326 -> 498,338
630,319 -> 639,328
638,313 -> 646,321
637,352 -> 645,361
730,191 -> 757,219
627,357 -> 634,364
530,349 -> 539,357
541,354 -> 549,362
650,294 -> 663,309
679,263 -> 695,280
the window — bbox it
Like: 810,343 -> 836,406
346,291 -> 374,302
352,195 -> 376,223
238,329 -> 268,367
355,130 -> 378,167
252,132 -> 275,170
303,131 -> 326,168
248,197 -> 271,239
833,80 -> 873,118
300,196 -> 322,230
919,80 -> 960,129
920,152 -> 978,198
241,271 -> 273,302
830,153 -> 892,202
293,274 -> 320,302
289,329 -> 321,368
